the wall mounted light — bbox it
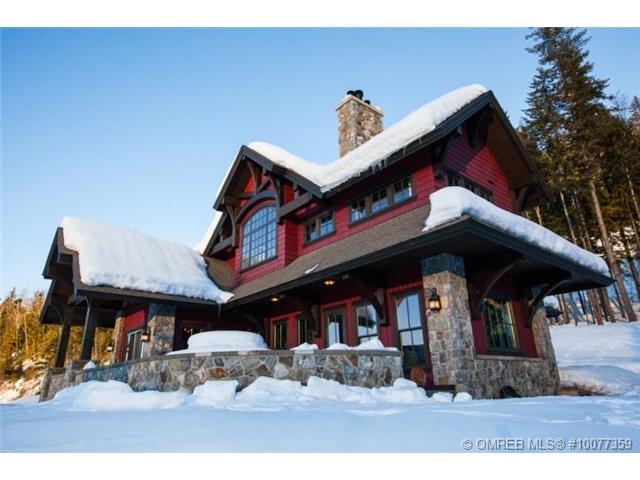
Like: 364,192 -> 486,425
106,343 -> 114,353
270,295 -> 280,303
427,288 -> 442,312
323,279 -> 336,286
140,329 -> 151,342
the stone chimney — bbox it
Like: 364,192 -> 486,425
336,89 -> 384,157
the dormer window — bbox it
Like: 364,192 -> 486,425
241,206 -> 277,270
349,176 -> 415,225
304,212 -> 336,244
350,198 -> 368,222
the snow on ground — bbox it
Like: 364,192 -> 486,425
551,322 -> 640,395
167,331 -> 268,355
0,377 -> 42,403
2,377 -> 639,452
424,187 -> 610,277
248,84 -> 488,193
62,216 -> 233,303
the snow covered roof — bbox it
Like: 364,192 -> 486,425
248,84 -> 489,193
424,187 -> 611,278
62,217 -> 233,304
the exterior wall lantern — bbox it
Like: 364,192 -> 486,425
427,288 -> 442,312
106,342 -> 114,353
140,329 -> 151,343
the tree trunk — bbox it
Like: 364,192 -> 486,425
621,227 -> 640,300
558,294 -> 569,324
627,201 -> 640,255
567,294 -> 581,325
589,180 -> 637,321
535,206 -> 543,225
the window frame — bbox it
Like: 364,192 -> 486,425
445,169 -> 493,202
271,318 -> 289,350
125,328 -> 144,361
391,288 -> 430,376
323,306 -> 347,347
302,211 -> 336,245
482,297 -> 521,354
296,315 -> 309,346
353,301 -> 380,344
348,175 -> 415,226
240,204 -> 278,271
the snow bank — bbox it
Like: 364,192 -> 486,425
62,217 -> 233,303
424,187 -> 610,277
551,322 -> 640,395
326,339 -> 398,351
167,331 -> 268,355
191,380 -> 238,405
291,343 -> 319,351
50,380 -> 186,411
248,85 -> 488,193
82,361 -> 96,370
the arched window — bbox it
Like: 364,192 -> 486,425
241,206 -> 277,269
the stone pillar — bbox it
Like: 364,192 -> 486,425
110,311 -> 125,364
142,303 -> 177,358
421,253 -> 476,390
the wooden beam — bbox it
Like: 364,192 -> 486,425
526,278 -> 567,326
472,258 -> 522,318
278,192 -> 314,219
80,303 -> 98,360
285,294 -> 320,339
431,134 -> 455,180
54,308 -> 73,368
344,273 -> 387,326
514,184 -> 532,214
467,108 -> 493,148
246,161 -> 261,194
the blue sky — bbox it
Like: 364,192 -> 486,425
2,28 -> 639,294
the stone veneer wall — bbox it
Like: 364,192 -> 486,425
39,350 -> 403,402
143,303 -> 176,357
422,253 -> 560,399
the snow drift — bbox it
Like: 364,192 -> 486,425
62,216 -> 233,303
167,331 -> 268,355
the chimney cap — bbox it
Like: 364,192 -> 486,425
346,89 -> 364,100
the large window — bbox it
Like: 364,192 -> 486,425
394,291 -> 426,377
446,171 -> 493,202
349,176 -> 414,224
325,308 -> 345,346
272,320 -> 288,350
125,329 -> 143,361
303,212 -> 335,244
355,303 -> 379,343
483,298 -> 519,352
241,206 -> 277,269
174,324 -> 206,351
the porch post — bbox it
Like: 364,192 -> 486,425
80,303 -> 98,360
54,309 -> 73,368
421,253 -> 476,390
142,303 -> 176,358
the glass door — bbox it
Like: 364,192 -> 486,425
394,291 -> 428,377
324,307 -> 346,346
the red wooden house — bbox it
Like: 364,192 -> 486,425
40,85 -> 611,399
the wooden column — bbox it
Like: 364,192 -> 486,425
54,309 -> 73,368
80,303 -> 98,360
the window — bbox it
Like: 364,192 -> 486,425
350,198 -> 368,223
393,178 -> 413,203
483,298 -> 519,351
241,206 -> 277,269
325,308 -> 345,346
394,292 -> 426,377
350,176 -> 414,224
355,303 -> 379,343
303,212 -> 335,244
371,187 -> 389,213
272,320 -> 288,350
125,329 -> 143,361
446,171 -> 493,202
174,325 -> 206,351
296,315 -> 309,345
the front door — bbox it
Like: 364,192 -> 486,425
393,290 -> 429,379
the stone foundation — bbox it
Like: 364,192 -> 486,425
39,349 -> 403,401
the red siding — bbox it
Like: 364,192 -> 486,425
437,134 -> 514,212
117,306 -> 147,362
